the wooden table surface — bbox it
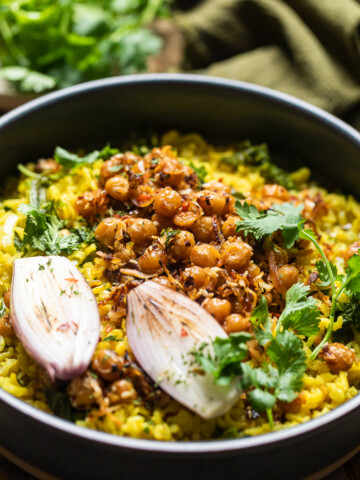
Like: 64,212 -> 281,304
0,450 -> 359,480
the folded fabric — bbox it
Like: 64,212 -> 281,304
175,0 -> 360,123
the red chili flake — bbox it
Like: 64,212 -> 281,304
180,328 -> 188,337
181,202 -> 190,212
105,325 -> 113,333
65,278 -> 78,284
57,323 -> 71,332
137,193 -> 152,203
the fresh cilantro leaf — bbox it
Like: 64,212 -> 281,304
13,232 -> 23,252
18,202 -> 93,256
0,300 -> 6,318
250,296 -> 273,346
189,162 -> 208,186
316,260 -> 338,287
160,227 -> 181,247
192,332 -> 252,386
98,144 -> 120,160
54,147 -> 100,170
279,283 -> 320,337
0,67 -> 57,94
44,389 -> 86,422
236,201 -> 304,249
220,142 -> 296,189
267,330 -> 306,402
344,254 -> 360,294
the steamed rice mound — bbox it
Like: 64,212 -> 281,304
0,131 -> 358,441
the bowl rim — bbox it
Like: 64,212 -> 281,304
0,73 -> 359,455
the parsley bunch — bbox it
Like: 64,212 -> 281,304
19,202 -> 94,256
0,0 -> 170,94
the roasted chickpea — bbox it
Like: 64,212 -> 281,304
248,262 -> 261,278
152,276 -> 177,290
100,156 -> 124,184
262,184 -> 290,201
95,217 -> 125,248
107,379 -> 138,404
203,180 -> 231,195
125,218 -> 157,244
277,265 -> 299,291
154,187 -> 182,217
67,372 -> 103,409
138,246 -> 168,273
319,342 -> 356,374
154,158 -> 184,187
197,190 -> 226,216
170,231 -> 195,260
221,240 -> 252,271
345,241 -> 360,262
92,349 -> 125,382
35,158 -> 60,174
105,175 -> 130,201
190,216 -> 215,242
75,190 -> 108,219
3,289 -> 10,309
182,266 -> 209,289
0,315 -> 13,336
74,192 -> 97,219
223,314 -> 251,334
204,297 -> 232,323
190,244 -> 220,268
222,216 -> 240,238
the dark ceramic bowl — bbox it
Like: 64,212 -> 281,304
0,74 -> 359,480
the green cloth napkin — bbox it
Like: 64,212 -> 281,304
175,0 -> 360,128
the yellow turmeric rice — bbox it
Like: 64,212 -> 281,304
0,130 -> 359,441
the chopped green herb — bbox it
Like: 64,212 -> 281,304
189,162 -> 208,186
0,300 -> 6,318
235,201 -> 303,249
160,227 -> 181,247
44,389 -> 86,422
38,264 -> 45,270
54,147 -> 99,170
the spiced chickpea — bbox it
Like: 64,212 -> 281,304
3,289 -> 10,308
125,218 -> 157,244
154,187 -> 182,217
223,314 -> 251,334
75,190 -> 108,219
74,192 -> 97,219
248,262 -> 261,278
170,231 -> 195,261
277,265 -> 299,291
67,372 -> 103,409
34,158 -> 60,174
100,156 -> 123,185
138,246 -> 168,273
191,244 -> 220,268
221,240 -> 252,271
152,276 -> 177,290
0,315 -> 13,336
204,298 -> 232,323
107,379 -> 138,404
154,158 -> 184,187
203,180 -> 231,195
197,190 -> 226,216
105,175 -> 130,201
182,266 -> 209,289
190,216 -> 215,242
262,184 -> 290,201
319,343 -> 356,374
222,216 -> 240,238
95,217 -> 125,248
345,241 -> 360,262
92,349 -> 125,381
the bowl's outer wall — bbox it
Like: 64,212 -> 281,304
0,75 -> 359,480
0,77 -> 359,192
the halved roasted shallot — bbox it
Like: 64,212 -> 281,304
126,281 -> 241,419
10,256 -> 100,381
